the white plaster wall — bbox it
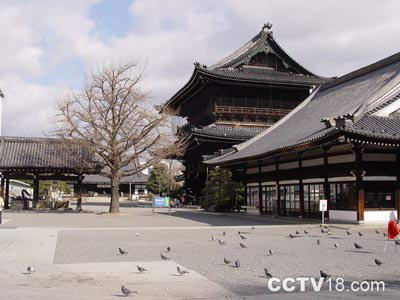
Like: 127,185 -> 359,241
302,158 -> 324,167
261,165 -> 275,172
364,210 -> 398,223
328,154 -> 354,164
279,161 -> 299,170
246,167 -> 258,174
329,210 -> 357,222
363,153 -> 396,162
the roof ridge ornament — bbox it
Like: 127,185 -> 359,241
261,22 -> 273,36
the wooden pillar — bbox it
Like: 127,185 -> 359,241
354,145 -> 365,222
243,165 -> 248,207
0,177 -> 5,203
323,147 -> 331,218
298,153 -> 304,218
76,174 -> 83,211
275,157 -> 281,215
33,176 -> 39,202
4,178 -> 10,209
396,152 -> 400,222
258,164 -> 263,215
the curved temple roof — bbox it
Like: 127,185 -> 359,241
165,24 -> 329,109
0,136 -> 99,173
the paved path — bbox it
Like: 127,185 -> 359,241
1,204 -> 399,299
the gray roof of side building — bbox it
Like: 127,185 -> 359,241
205,51 -> 400,165
0,136 -> 97,173
82,172 -> 148,185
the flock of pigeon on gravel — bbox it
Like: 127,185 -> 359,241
23,225 -> 397,297
211,225 -> 396,287
116,244 -> 190,296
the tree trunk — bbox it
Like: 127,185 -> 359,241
76,175 -> 83,211
109,174 -> 121,213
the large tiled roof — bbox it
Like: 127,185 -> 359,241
0,137 -> 97,172
190,124 -> 265,141
210,29 -> 317,77
345,115 -> 400,139
206,51 -> 400,165
165,26 -> 328,108
83,172 -> 148,184
201,65 -> 326,86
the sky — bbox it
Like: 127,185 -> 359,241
0,0 -> 400,137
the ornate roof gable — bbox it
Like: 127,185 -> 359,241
210,23 -> 317,76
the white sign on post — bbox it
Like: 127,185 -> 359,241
319,200 -> 327,212
319,199 -> 328,225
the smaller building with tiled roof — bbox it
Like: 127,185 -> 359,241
205,50 -> 400,224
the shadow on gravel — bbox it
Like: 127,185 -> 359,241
155,210 -> 309,227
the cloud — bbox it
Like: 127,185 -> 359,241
0,0 -> 400,136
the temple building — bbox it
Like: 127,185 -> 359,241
165,23 -> 328,198
76,172 -> 148,199
205,51 -> 400,224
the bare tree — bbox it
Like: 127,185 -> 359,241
54,63 -> 186,213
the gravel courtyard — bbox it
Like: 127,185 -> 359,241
1,202 -> 400,299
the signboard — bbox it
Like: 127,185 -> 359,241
319,199 -> 328,212
153,196 -> 170,208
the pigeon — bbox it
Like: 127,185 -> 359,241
358,232 -> 363,237
268,249 -> 274,255
395,240 -> 400,246
375,230 -> 380,235
234,259 -> 240,268
304,230 -> 309,234
218,239 -> 226,245
252,226 -> 255,230
177,266 -> 189,275
354,243 -> 363,249
160,253 -> 169,260
346,231 -> 351,236
383,233 -> 387,237
222,231 -> 226,236
166,246 -> 171,252
121,285 -> 137,296
211,236 -> 215,241
224,258 -> 231,265
321,229 -> 327,234
289,233 -> 295,239
320,270 -> 331,279
137,265 -> 148,273
296,230 -> 300,235
374,258 -> 383,266
27,265 -> 34,274
238,231 -> 241,235
317,239 -> 321,245
119,247 -> 128,255
239,243 -> 247,249
240,235 -> 247,240
334,243 -> 339,248
264,268 -> 272,278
